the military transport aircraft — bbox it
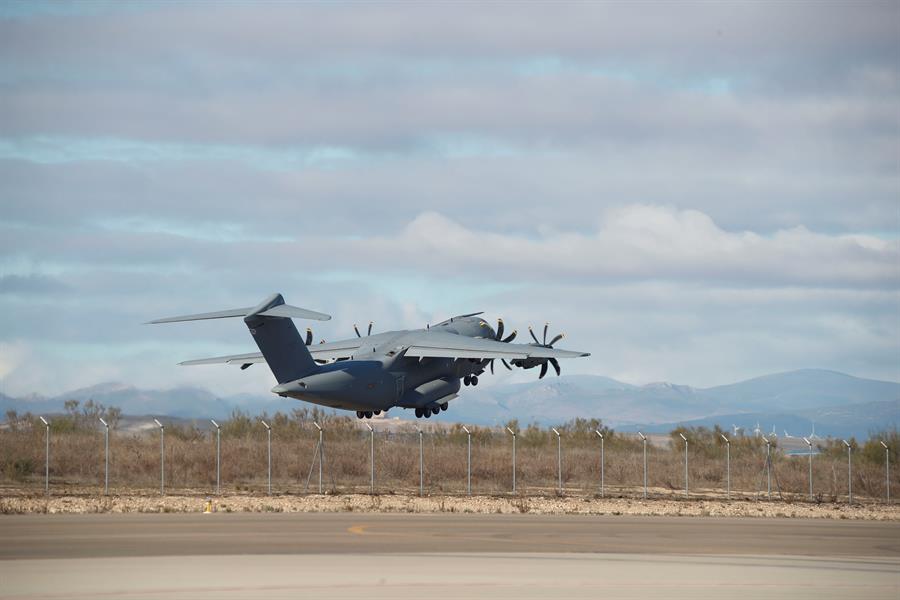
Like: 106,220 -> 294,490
150,293 -> 589,419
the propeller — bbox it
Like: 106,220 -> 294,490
489,319 -> 517,374
354,322 -> 374,337
304,327 -> 328,363
528,323 -> 565,379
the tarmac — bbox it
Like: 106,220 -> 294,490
1,513 -> 898,599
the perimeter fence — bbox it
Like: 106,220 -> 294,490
2,405 -> 897,504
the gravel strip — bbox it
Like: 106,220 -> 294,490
1,493 -> 897,520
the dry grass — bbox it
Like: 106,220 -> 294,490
2,420 -> 897,505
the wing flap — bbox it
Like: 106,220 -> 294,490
405,331 -> 590,360
406,347 -> 529,360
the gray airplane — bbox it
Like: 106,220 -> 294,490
150,293 -> 589,419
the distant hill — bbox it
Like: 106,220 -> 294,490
448,369 -> 899,438
697,369 -> 900,412
2,369 -> 898,439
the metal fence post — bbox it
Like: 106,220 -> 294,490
418,428 -> 424,496
261,421 -> 272,496
638,432 -> 647,499
462,426 -> 471,495
882,441 -> 890,504
679,432 -> 688,497
99,417 -> 109,495
154,419 -> 165,495
842,439 -> 852,504
39,416 -> 49,495
764,435 -> 771,500
365,422 -> 374,494
507,427 -> 517,494
803,437 -> 813,500
552,428 -> 562,493
314,422 -> 323,494
721,434 -> 730,500
210,420 -> 221,495
596,430 -> 604,498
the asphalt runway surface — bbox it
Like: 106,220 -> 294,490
2,513 -> 898,599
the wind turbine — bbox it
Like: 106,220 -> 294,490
753,422 -> 762,438
732,424 -> 743,436
809,422 -> 819,440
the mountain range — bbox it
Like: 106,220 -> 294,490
2,369 -> 897,439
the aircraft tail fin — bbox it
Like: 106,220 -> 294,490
243,294 -> 322,384
149,293 -> 330,384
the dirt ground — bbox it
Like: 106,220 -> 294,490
2,490 -> 897,520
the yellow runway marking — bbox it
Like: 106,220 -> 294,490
347,524 -> 368,535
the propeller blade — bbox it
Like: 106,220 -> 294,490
495,318 -> 504,341
539,362 -> 548,379
548,333 -> 564,347
490,359 -> 495,374
305,328 -> 313,346
367,322 -> 373,336
543,323 -> 548,345
529,326 -> 540,345
354,324 -> 361,338
503,330 -> 517,343
501,359 -> 512,370
550,357 -> 561,376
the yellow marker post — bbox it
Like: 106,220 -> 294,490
203,498 -> 213,514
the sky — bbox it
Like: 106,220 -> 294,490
0,1 -> 898,398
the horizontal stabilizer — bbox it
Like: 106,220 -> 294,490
147,302 -> 331,324
147,308 -> 254,324
257,304 -> 331,321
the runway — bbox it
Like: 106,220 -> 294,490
2,513 -> 898,599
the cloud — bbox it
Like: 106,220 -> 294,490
0,274 -> 69,295
12,205 -> 893,288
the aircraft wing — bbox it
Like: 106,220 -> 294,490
178,339 -> 364,366
404,331 -> 590,360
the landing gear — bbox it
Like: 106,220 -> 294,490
414,403 -> 448,418
356,411 -> 374,419
374,410 -> 381,416
471,376 -> 479,386
357,411 -> 364,419
463,376 -> 471,386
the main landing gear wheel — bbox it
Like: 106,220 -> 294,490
415,408 -> 423,418
424,407 -> 432,418
441,402 -> 448,411
463,376 -> 471,386
471,376 -> 479,386
356,411 -> 364,419
374,410 -> 381,416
